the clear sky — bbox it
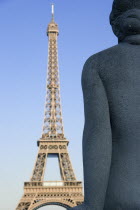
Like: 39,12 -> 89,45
0,0 -> 117,209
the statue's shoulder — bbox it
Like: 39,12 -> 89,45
83,44 -> 119,71
82,44 -> 119,86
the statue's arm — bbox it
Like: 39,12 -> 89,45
82,58 -> 112,209
69,58 -> 112,210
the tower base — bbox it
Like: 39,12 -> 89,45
16,181 -> 83,209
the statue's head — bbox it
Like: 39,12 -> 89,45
110,0 -> 140,42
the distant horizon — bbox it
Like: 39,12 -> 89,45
0,0 -> 116,209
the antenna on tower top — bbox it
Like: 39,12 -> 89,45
51,3 -> 54,21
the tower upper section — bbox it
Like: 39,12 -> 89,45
42,4 -> 65,140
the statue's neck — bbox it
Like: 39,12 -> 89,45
120,35 -> 140,45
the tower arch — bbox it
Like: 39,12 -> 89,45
31,200 -> 74,210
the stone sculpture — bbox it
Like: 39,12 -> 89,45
69,0 -> 140,209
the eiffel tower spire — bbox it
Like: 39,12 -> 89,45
51,3 -> 54,22
42,4 -> 64,139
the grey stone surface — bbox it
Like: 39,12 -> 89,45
69,0 -> 140,210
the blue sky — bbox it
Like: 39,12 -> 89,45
0,0 -> 117,209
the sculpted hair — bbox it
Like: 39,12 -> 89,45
110,0 -> 140,41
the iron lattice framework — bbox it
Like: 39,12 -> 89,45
16,5 -> 83,210
42,20 -> 64,140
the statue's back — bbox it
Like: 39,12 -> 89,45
97,42 -> 140,209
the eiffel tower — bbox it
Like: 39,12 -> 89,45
16,4 -> 84,210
